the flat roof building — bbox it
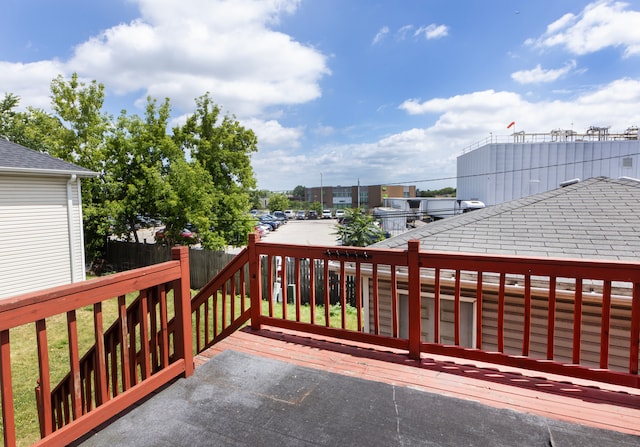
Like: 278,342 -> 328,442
305,184 -> 416,210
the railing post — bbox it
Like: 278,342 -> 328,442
172,246 -> 193,377
0,330 -> 16,447
248,232 -> 262,330
408,240 -> 421,360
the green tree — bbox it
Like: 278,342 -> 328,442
46,74 -> 113,260
334,208 -> 387,247
173,93 -> 258,247
417,187 -> 456,197
268,193 -> 289,212
105,98 -> 178,243
292,185 -> 306,201
310,201 -> 322,214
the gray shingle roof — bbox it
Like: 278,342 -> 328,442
0,138 -> 97,177
373,177 -> 640,261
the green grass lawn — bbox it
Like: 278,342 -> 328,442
4,293 -> 359,446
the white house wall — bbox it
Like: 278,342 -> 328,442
0,174 -> 85,299
457,140 -> 640,205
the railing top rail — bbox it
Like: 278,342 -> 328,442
0,257 -> 183,330
254,241 -> 409,264
417,248 -> 640,281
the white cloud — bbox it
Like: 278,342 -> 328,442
373,23 -> 448,46
48,0 -> 329,117
511,60 -> 577,84
372,26 -> 390,45
415,24 -> 449,40
397,25 -> 414,40
254,79 -> 640,190
528,1 -> 640,57
241,118 -> 303,148
0,61 -> 66,111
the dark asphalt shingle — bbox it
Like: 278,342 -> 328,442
0,138 -> 96,176
373,177 -> 640,261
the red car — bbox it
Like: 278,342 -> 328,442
155,227 -> 197,243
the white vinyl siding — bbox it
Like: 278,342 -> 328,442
0,174 -> 85,299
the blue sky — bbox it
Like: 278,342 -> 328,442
2,0 -> 640,192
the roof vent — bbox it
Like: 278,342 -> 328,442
559,178 -> 580,187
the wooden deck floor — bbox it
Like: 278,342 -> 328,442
196,326 -> 640,437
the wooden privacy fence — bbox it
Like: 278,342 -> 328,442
106,240 -> 238,289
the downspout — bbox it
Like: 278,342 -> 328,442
66,174 -> 78,282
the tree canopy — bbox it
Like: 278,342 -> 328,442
334,208 -> 387,247
0,76 -> 260,261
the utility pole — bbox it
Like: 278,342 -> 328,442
320,173 -> 323,208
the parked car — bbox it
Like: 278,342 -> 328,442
296,210 -> 306,220
284,209 -> 295,219
335,209 -> 345,219
155,227 -> 198,244
272,211 -> 288,222
259,215 -> 281,230
322,209 -> 332,219
308,210 -> 318,220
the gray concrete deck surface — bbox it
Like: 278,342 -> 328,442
75,350 -> 639,447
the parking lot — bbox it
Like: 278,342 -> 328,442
132,217 -> 340,251
259,218 -> 339,246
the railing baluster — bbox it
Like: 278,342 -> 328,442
281,257 -> 288,320
295,257 -> 302,322
213,290 -> 219,337
148,289 -> 159,372
93,302 -> 108,406
547,277 -> 556,360
230,276 -> 237,321
139,289 -> 151,380
324,260 -> 330,326
267,255 -> 274,317
159,285 -> 170,368
355,262 -> 362,332
372,264 -> 379,335
240,266 -> 246,313
67,310 -> 82,419
408,240 -> 421,359
340,261 -> 347,329
630,282 -> 640,374
434,268 -> 440,343
600,280 -> 612,369
573,278 -> 583,364
522,275 -> 531,356
498,273 -> 506,353
309,259 -> 316,324
391,265 -> 398,338
475,272 -> 483,349
118,295 -> 131,392
35,318 -> 53,437
1,329 -> 16,447
454,270 -> 461,346
222,282 -> 228,330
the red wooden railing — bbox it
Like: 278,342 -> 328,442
2,235 -> 640,446
240,235 -> 640,388
0,246 -> 192,447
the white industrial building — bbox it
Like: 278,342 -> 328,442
457,126 -> 640,206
